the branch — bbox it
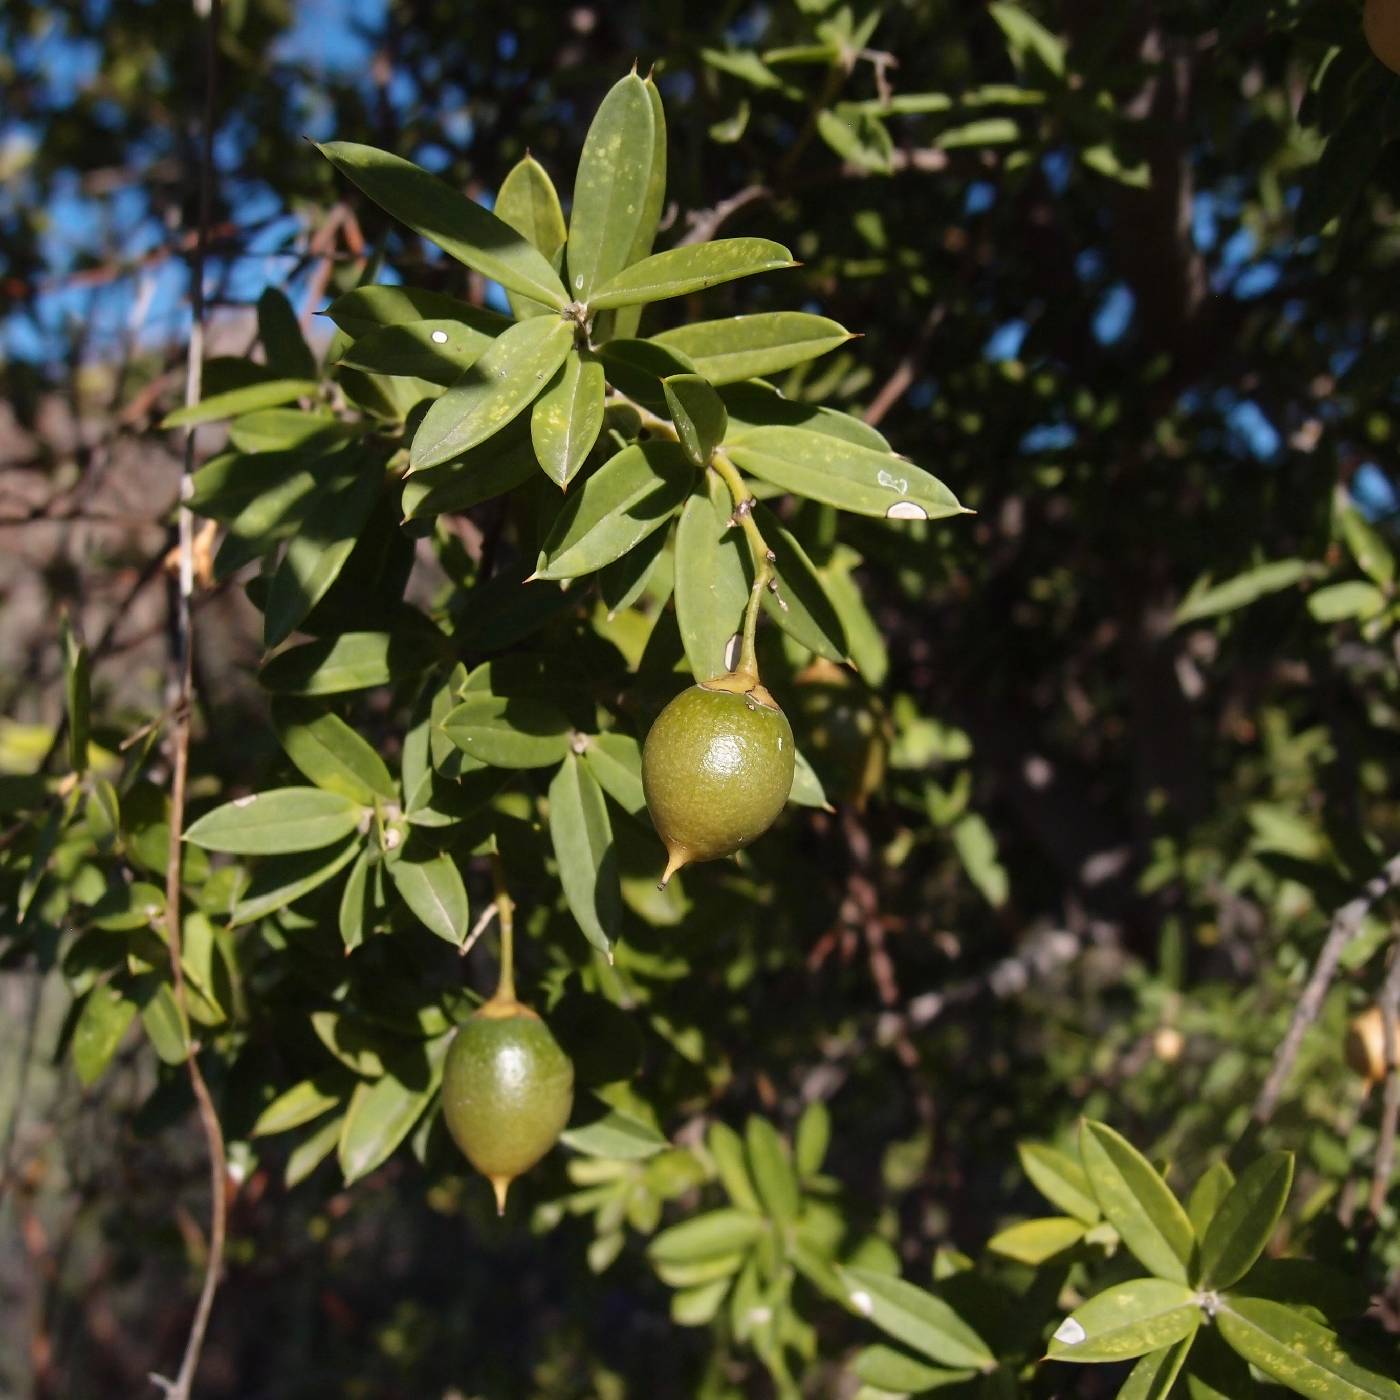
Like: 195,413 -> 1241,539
677,185 -> 773,247
1252,853 -> 1400,1127
150,2 -> 227,1396
1367,942 -> 1400,1222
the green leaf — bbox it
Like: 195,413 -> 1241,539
1121,1334 -> 1197,1400
671,1278 -> 732,1327
707,1121 -> 763,1213
264,460 -> 383,647
674,473 -> 750,683
1233,1259 -> 1373,1325
649,1208 -> 766,1264
840,1267 -> 996,1371
531,351 -> 606,488
588,238 -> 797,311
1187,1161 -> 1237,1237
1340,506 -> 1395,586
754,505 -> 848,662
338,846 -> 373,950
821,546 -> 889,686
607,75 -> 668,340
548,754 -> 622,955
726,427 -> 965,521
286,1113 -> 344,1188
722,380 -> 892,453
789,745 -> 831,810
495,153 -> 568,319
989,2 -> 1067,76
795,1101 -> 831,1178
561,1108 -> 668,1159
257,287 -> 317,379
652,312 -> 853,385
324,285 -> 508,338
593,338 -> 696,414
185,786 -> 365,854
230,836 -> 362,925
311,1010 -> 387,1077
1047,1279 -> 1200,1363
599,523 -> 672,617
62,614 -> 90,773
534,441 -> 694,580
388,848 -> 469,945
1198,1152 -> 1293,1289
1184,1326 -> 1257,1400
260,629 -> 443,695
817,105 -> 894,173
440,693 -> 572,769
951,812 -> 1010,909
986,1216 -> 1087,1265
162,377 -> 319,428
663,374 -> 729,467
410,314 -> 574,471
1216,1297 -> 1400,1399
1308,580 -> 1388,624
580,732 -> 646,817
745,1116 -> 801,1225
252,1077 -> 344,1136
317,142 -> 567,308
567,72 -> 658,303
400,426 -> 537,520
337,1039 -> 448,1185
227,409 -> 351,453
1173,560 -> 1316,626
72,983 -> 137,1085
138,980 -> 189,1064
271,700 -> 398,804
853,1347 -> 976,1393
336,319 -> 496,385
1080,1120 -> 1195,1284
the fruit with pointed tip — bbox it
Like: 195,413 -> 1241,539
1366,0 -> 1400,74
642,672 -> 795,886
440,997 -> 574,1213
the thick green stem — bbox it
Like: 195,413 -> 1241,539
711,449 -> 775,685
491,851 -> 516,1005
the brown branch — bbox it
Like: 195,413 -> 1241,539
863,302 -> 945,428
150,3 -> 227,1396
677,185 -> 773,247
1367,944 -> 1400,1222
1253,853 -> 1400,1126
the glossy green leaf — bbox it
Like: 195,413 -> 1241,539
388,848 -> 469,945
324,285 -> 508,339
1173,560 -> 1316,626
264,461 -> 383,647
817,105 -> 894,173
663,374 -> 728,467
821,546 -> 889,686
138,980 -> 189,1064
598,519 -> 671,617
745,1116 -> 800,1225
271,700 -> 397,804
338,846 -> 373,950
318,142 -> 567,308
440,692 -> 572,768
311,1011 -> 387,1077
986,1216 -> 1087,1265
1308,580 -> 1387,623
588,238 -> 796,311
286,1113 -> 345,1188
580,732 -> 646,817
1121,1334 -> 1197,1400
1047,1279 -> 1200,1363
674,474 -> 750,683
257,287 -> 317,379
1216,1297 -> 1400,1399
593,338 -> 696,414
841,1267 -> 995,1370
607,76 -> 668,340
62,614 -> 90,773
649,1208 -> 766,1264
1017,1141 -> 1100,1224
1080,1120 -> 1195,1284
260,629 -> 443,695
1198,1152 -> 1293,1289
72,983 -> 137,1086
652,312 -> 853,385
535,441 -> 694,580
532,351 -> 606,488
252,1077 -> 343,1137
230,836 -> 362,926
721,380 -> 892,453
707,1121 -> 763,1213
162,377 -> 319,428
185,786 -> 365,854
754,503 -> 847,662
853,1347 -> 975,1393
726,427 -> 965,521
561,1108 -> 668,1160
337,1038 -> 448,1185
336,319 -> 495,385
567,72 -> 657,303
400,426 -> 536,520
227,409 -> 351,454
1187,1160 -> 1237,1237
410,314 -> 574,471
495,153 -> 568,318
548,754 -> 621,955
789,745 -> 831,810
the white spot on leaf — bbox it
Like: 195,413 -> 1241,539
877,469 -> 910,495
849,1290 -> 874,1318
431,329 -> 449,345
234,795 -> 257,808
1053,1318 -> 1086,1346
885,500 -> 928,521
723,633 -> 742,670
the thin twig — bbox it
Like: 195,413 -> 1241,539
863,302 -> 945,429
677,185 -> 772,247
1367,944 -> 1400,1221
1253,852 -> 1400,1126
150,3 -> 227,1396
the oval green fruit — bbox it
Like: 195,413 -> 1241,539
642,673 -> 796,885
440,998 -> 575,1213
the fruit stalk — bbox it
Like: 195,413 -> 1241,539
710,448 -> 776,687
491,851 -> 516,1005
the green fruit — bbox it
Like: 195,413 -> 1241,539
642,672 -> 796,885
440,998 -> 575,1213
